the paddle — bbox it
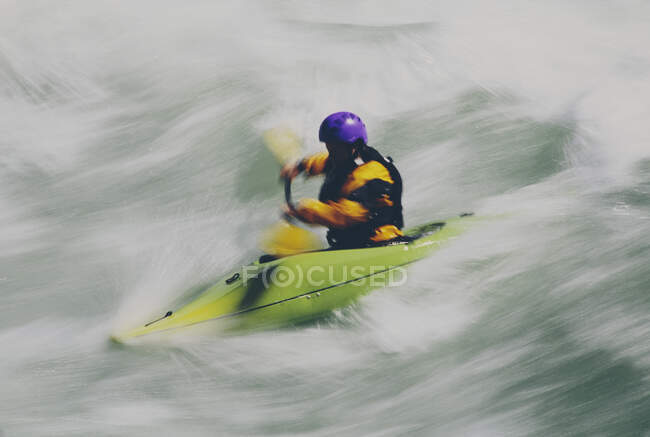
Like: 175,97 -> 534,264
262,127 -> 302,164
260,127 -> 323,256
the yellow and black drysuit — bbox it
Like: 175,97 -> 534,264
294,146 -> 407,249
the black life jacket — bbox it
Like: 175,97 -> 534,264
318,145 -> 404,248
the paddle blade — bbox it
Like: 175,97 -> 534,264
260,222 -> 323,256
263,127 -> 302,164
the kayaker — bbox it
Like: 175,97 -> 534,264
281,112 -> 408,249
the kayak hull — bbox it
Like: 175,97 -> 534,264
111,215 -> 476,342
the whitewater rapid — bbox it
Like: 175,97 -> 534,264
1,1 -> 649,436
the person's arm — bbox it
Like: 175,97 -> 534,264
299,152 -> 329,177
292,160 -> 395,227
294,198 -> 369,228
281,152 -> 330,180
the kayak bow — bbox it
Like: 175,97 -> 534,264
111,214 -> 477,343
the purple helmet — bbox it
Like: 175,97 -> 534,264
318,112 -> 368,146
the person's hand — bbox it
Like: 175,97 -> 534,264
283,204 -> 300,219
283,204 -> 310,224
280,162 -> 301,180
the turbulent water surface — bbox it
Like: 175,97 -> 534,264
1,1 -> 649,436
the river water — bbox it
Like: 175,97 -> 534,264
1,1 -> 649,436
